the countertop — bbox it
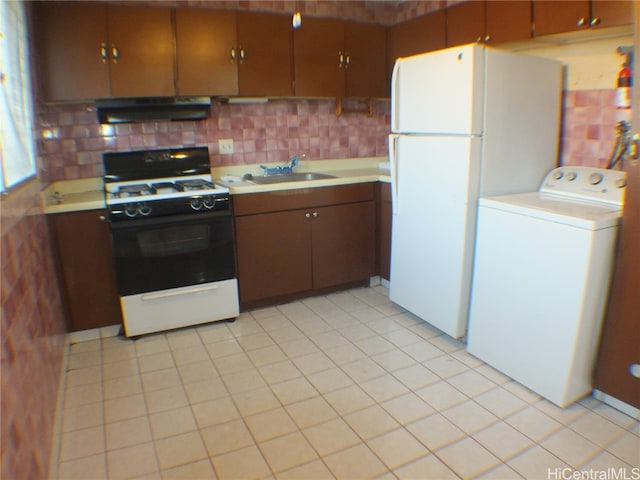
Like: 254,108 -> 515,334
41,157 -> 391,214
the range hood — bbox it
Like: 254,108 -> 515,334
96,97 -> 211,124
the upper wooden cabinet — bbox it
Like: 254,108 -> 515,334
294,18 -> 387,98
34,2 -> 110,100
107,6 -> 175,98
387,10 -> 446,74
533,0 -> 632,37
447,1 -> 532,47
176,9 -> 293,97
34,2 -> 174,101
237,12 -> 294,96
294,17 -> 345,97
175,9 -> 238,96
485,1 -> 532,44
446,1 -> 486,47
344,22 -> 388,98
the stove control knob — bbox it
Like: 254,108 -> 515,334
138,203 -> 152,216
124,204 -> 138,217
203,196 -> 215,209
190,197 -> 203,211
566,171 -> 577,181
589,172 -> 604,185
552,170 -> 563,180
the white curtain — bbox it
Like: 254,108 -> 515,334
0,0 -> 37,191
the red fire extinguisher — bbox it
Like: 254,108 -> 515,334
616,47 -> 633,109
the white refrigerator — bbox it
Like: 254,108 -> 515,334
389,44 -> 562,339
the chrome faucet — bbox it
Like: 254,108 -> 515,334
259,154 -> 307,176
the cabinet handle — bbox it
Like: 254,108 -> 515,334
577,17 -> 586,26
484,35 -> 491,42
100,42 -> 108,63
230,47 -> 236,61
312,212 -> 318,217
305,212 -> 311,218
111,44 -> 119,64
476,36 -> 482,43
338,51 -> 344,68
239,47 -> 245,64
590,17 -> 601,26
345,54 -> 350,69
99,215 -> 107,222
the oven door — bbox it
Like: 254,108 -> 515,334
110,210 -> 236,297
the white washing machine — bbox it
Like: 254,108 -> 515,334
467,166 -> 627,407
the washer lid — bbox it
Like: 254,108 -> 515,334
479,192 -> 622,230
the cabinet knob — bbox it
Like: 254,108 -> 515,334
338,51 -> 344,68
305,212 -> 311,218
99,215 -> 107,222
577,17 -> 586,27
476,36 -> 482,43
345,54 -> 350,69
631,364 -> 640,379
484,35 -> 491,43
100,43 -> 108,63
230,47 -> 236,61
312,212 -> 318,218
590,17 -> 601,27
239,47 -> 245,64
111,44 -> 119,64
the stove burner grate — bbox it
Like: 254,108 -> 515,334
176,179 -> 216,191
117,184 -> 154,198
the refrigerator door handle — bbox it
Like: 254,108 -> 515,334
390,60 -> 401,132
389,134 -> 400,215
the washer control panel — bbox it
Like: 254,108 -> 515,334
540,166 -> 627,206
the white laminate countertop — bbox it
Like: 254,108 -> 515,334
41,157 -> 391,214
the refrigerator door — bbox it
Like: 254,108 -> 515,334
391,44 -> 484,136
389,134 -> 481,339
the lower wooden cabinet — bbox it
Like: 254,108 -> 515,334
50,209 -> 122,332
234,184 -> 376,306
377,182 -> 392,281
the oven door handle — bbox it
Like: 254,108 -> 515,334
141,284 -> 220,301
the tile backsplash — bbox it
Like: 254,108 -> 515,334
37,99 -> 391,184
37,88 -> 628,184
561,89 -> 633,168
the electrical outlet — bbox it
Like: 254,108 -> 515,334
219,139 -> 234,155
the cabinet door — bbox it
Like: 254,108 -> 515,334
34,2 -> 110,101
108,5 -> 175,97
593,162 -> 640,409
235,210 -> 312,303
176,8 -> 238,96
485,1 -> 532,44
52,210 -> 122,331
344,22 -> 387,98
294,17 -> 345,97
533,0 -> 590,36
591,1 -> 633,28
237,12 -> 293,96
387,10 -> 446,75
377,183 -> 392,281
446,1 -> 486,47
312,202 -> 375,290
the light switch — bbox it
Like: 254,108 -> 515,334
219,139 -> 234,155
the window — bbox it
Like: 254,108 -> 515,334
0,0 -> 37,192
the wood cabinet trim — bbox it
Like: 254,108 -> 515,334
233,183 -> 376,216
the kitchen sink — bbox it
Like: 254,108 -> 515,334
244,172 -> 337,184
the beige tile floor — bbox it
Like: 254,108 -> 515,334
54,286 -> 639,480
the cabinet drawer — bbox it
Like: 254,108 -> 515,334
233,183 -> 375,216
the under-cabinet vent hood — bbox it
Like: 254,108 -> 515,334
96,97 -> 211,124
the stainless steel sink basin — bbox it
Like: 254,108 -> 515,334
244,172 -> 336,184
